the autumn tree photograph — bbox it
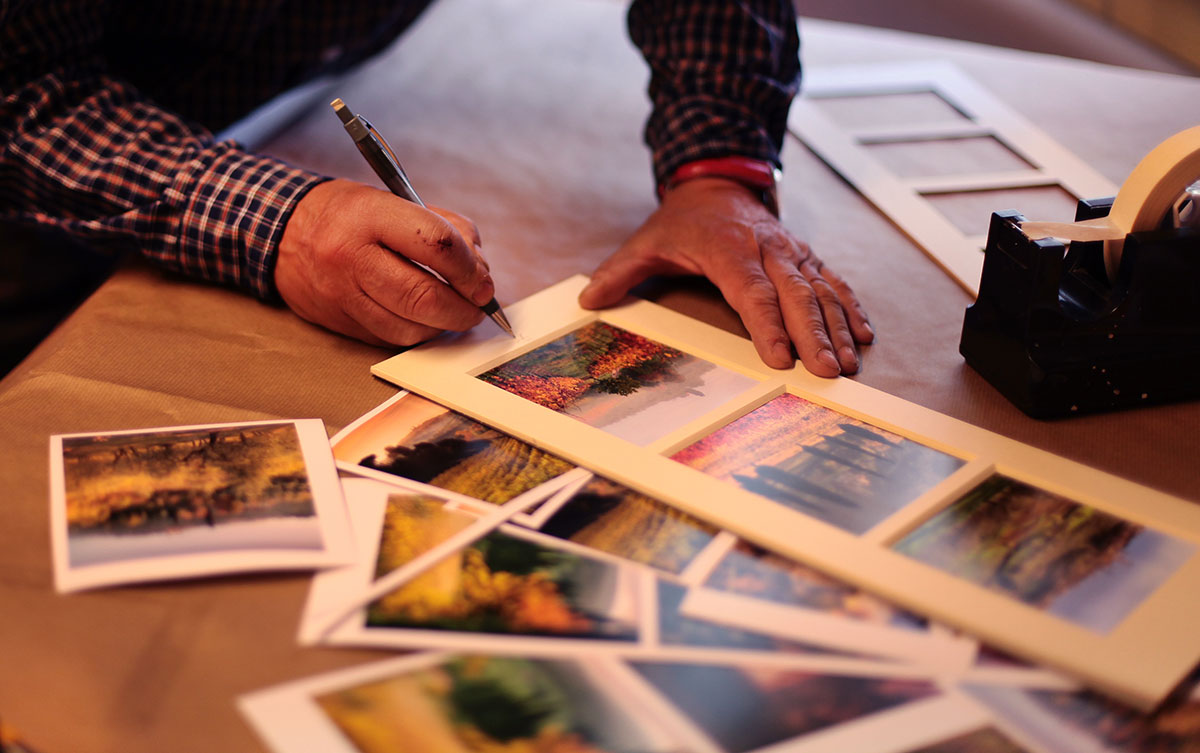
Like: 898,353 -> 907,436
478,321 -> 756,445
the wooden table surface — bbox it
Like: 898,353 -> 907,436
2,0 -> 1198,750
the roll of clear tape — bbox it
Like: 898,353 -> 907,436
1020,125 -> 1200,281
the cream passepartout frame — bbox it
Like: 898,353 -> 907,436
788,61 -> 1119,295
371,275 -> 1200,710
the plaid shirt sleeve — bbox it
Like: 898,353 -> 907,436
627,0 -> 801,188
0,2 -> 326,301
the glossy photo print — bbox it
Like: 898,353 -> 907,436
50,419 -> 353,591
477,321 -> 757,445
630,660 -> 939,753
893,475 -> 1197,633
372,492 -> 478,580
332,391 -> 576,505
364,527 -> 640,642
705,540 -> 926,629
900,727 -> 1032,753
312,655 -> 681,753
968,681 -> 1200,753
671,393 -> 965,534
529,475 -> 720,576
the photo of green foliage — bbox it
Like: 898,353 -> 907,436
316,655 -> 669,753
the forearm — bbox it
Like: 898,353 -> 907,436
1,67 -> 324,299
627,0 -> 801,186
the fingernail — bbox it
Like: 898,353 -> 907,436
472,277 -> 495,306
839,346 -> 860,372
818,349 -> 841,373
862,321 -> 875,340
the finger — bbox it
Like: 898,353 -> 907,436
579,243 -> 677,309
431,206 -> 492,275
812,259 -> 874,344
760,242 -> 841,377
429,205 -> 483,249
798,256 -> 858,374
697,247 -> 800,371
355,246 -> 486,332
342,286 -> 445,346
371,195 -> 494,307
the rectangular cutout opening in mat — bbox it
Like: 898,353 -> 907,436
863,135 -> 1035,179
809,90 -> 971,128
923,184 -> 1080,237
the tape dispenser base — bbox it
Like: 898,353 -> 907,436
960,198 -> 1200,419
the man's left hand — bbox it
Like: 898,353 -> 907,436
578,177 -> 874,377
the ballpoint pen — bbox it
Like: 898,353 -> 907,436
330,97 -> 514,337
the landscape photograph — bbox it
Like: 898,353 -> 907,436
477,321 -> 757,445
655,580 -> 825,655
365,529 -> 640,642
334,392 -> 575,505
705,540 -> 927,629
62,423 -> 321,566
373,492 -> 477,580
630,660 -> 938,753
671,393 -> 965,534
315,654 -> 677,753
533,475 -> 719,575
893,475 -> 1197,632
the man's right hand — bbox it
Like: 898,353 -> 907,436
275,178 -> 494,346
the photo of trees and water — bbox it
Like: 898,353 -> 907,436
630,660 -> 938,753
893,475 -> 1197,633
63,423 -> 319,565
671,393 -> 964,534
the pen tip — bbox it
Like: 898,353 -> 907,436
487,306 -> 515,338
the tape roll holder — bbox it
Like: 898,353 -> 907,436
959,181 -> 1200,419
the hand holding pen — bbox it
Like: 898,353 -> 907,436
332,98 -> 513,336
272,103 -> 512,346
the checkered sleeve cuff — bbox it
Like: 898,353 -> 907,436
176,144 -> 327,300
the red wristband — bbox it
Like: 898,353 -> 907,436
659,156 -> 782,217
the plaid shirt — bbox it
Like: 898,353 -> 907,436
0,0 -> 799,300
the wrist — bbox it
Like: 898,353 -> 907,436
659,156 -> 781,217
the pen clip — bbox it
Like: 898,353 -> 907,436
357,114 -> 425,207
359,116 -> 402,172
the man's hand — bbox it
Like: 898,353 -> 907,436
275,179 -> 494,346
578,177 -> 873,377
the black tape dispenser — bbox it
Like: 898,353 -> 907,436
959,126 -> 1200,419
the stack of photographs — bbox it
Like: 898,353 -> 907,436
237,337 -> 1196,751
